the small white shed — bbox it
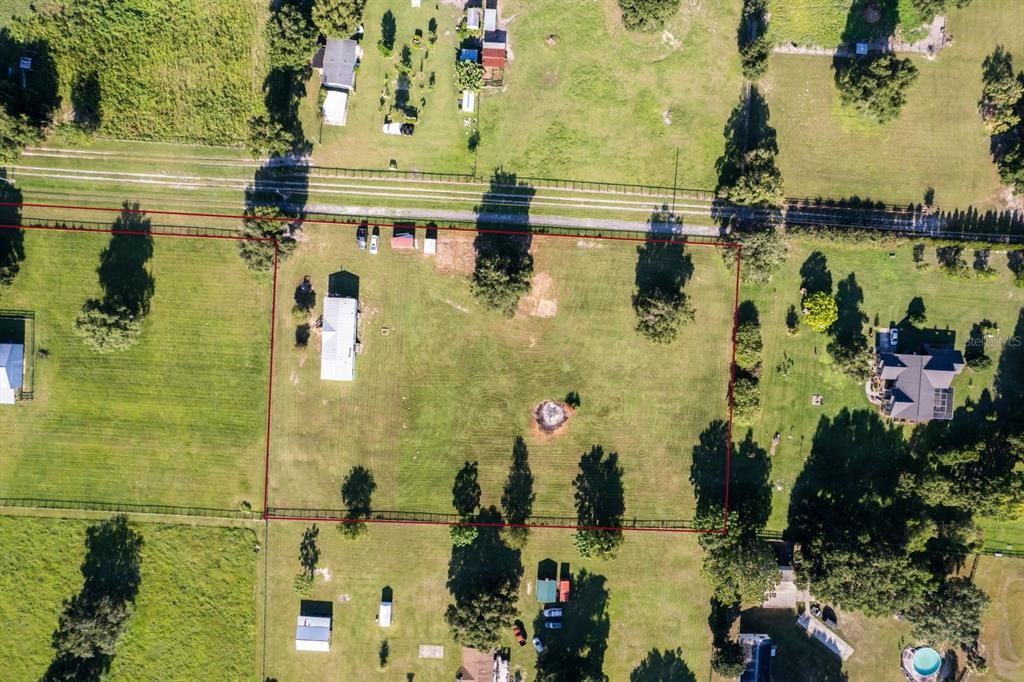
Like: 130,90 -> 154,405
461,90 -> 476,113
323,90 -> 349,126
467,7 -> 481,30
379,601 -> 393,627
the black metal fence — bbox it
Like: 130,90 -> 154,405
0,497 -> 257,520
19,216 -> 244,239
266,507 -> 699,531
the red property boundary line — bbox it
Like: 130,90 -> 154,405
0,202 -> 741,536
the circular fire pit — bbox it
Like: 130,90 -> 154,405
535,400 -> 572,433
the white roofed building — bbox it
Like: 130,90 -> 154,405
321,297 -> 359,382
0,342 -> 24,405
295,614 -> 332,652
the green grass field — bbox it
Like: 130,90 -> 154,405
976,556 -> 1024,681
302,0 -> 476,173
10,0 -> 263,144
767,0 -> 932,47
738,236 -> 1024,539
764,0 -> 1024,209
268,225 -> 735,520
476,0 -> 743,186
263,520 -> 713,682
0,515 -> 259,682
0,227 -> 271,510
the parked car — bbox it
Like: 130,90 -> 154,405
513,625 -> 527,646
383,121 -> 415,136
369,234 -> 379,254
532,636 -> 545,653
543,621 -> 562,630
542,608 -> 563,618
356,224 -> 368,250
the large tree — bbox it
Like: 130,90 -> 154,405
835,54 -> 919,123
572,446 -> 626,558
979,46 -> 1024,135
0,106 -> 39,163
470,252 -> 533,317
267,4 -> 317,71
238,205 -> 298,271
312,0 -> 365,38
723,148 -> 784,207
633,289 -> 694,343
721,227 -> 788,284
73,302 -> 144,353
699,526 -> 780,605
906,578 -> 989,646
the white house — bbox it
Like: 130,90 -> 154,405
321,296 -> 359,382
295,615 -> 332,652
318,38 -> 361,126
0,342 -> 24,405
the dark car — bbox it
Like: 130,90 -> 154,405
356,224 -> 368,250
543,621 -> 563,630
513,625 -> 527,646
400,123 -> 415,136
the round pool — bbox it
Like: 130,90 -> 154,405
912,647 -> 942,676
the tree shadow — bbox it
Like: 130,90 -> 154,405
380,10 -> 397,53
249,161 -> 310,216
501,436 -> 534,526
0,28 -> 60,127
71,70 -> 101,132
341,465 -> 376,520
533,569 -> 611,682
827,273 -> 869,376
261,62 -> 312,156
737,300 -> 760,326
994,307 -> 1024,416
635,212 -> 693,297
799,251 -> 832,294
906,296 -> 927,324
471,169 -> 535,315
739,608 -> 850,681
787,409 -> 911,550
573,445 -> 625,529
299,524 -> 320,576
839,0 -> 899,46
452,461 -> 482,517
44,516 -> 144,682
93,203 -> 155,317
690,421 -> 772,529
0,171 -> 24,291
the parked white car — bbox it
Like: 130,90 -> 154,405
369,234 -> 379,254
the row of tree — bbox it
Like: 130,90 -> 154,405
979,45 -> 1024,194
731,302 -> 763,423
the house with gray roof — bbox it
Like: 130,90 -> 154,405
316,38 -> 361,126
876,346 -> 964,422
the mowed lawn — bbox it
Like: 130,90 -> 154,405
0,516 -> 259,682
263,520 -> 712,682
303,0 -> 476,173
767,0 -> 932,47
976,556 -> 1024,682
763,0 -> 1024,209
269,225 -> 735,520
738,237 -> 1024,537
0,228 -> 271,510
477,0 -> 744,187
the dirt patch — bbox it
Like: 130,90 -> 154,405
518,271 -> 558,318
434,232 -> 477,275
661,30 -> 681,50
545,34 -> 558,47
315,567 -> 332,582
443,298 -> 471,313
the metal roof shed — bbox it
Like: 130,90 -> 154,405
379,601 -> 393,627
0,343 -> 24,405
484,8 -> 497,31
296,615 -> 332,652
467,7 -> 481,30
461,90 -> 476,112
536,579 -> 558,603
321,296 -> 359,382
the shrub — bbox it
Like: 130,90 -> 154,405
74,302 -> 144,353
0,107 -> 40,164
802,292 -> 838,333
449,524 -> 479,547
835,54 -> 919,123
453,60 -> 483,90
734,319 -> 763,370
936,245 -> 970,279
617,0 -> 681,32
732,374 -> 761,422
293,572 -> 314,596
711,640 -> 747,677
247,115 -> 295,158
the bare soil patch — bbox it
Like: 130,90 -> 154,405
434,232 -> 477,275
518,271 -> 558,318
